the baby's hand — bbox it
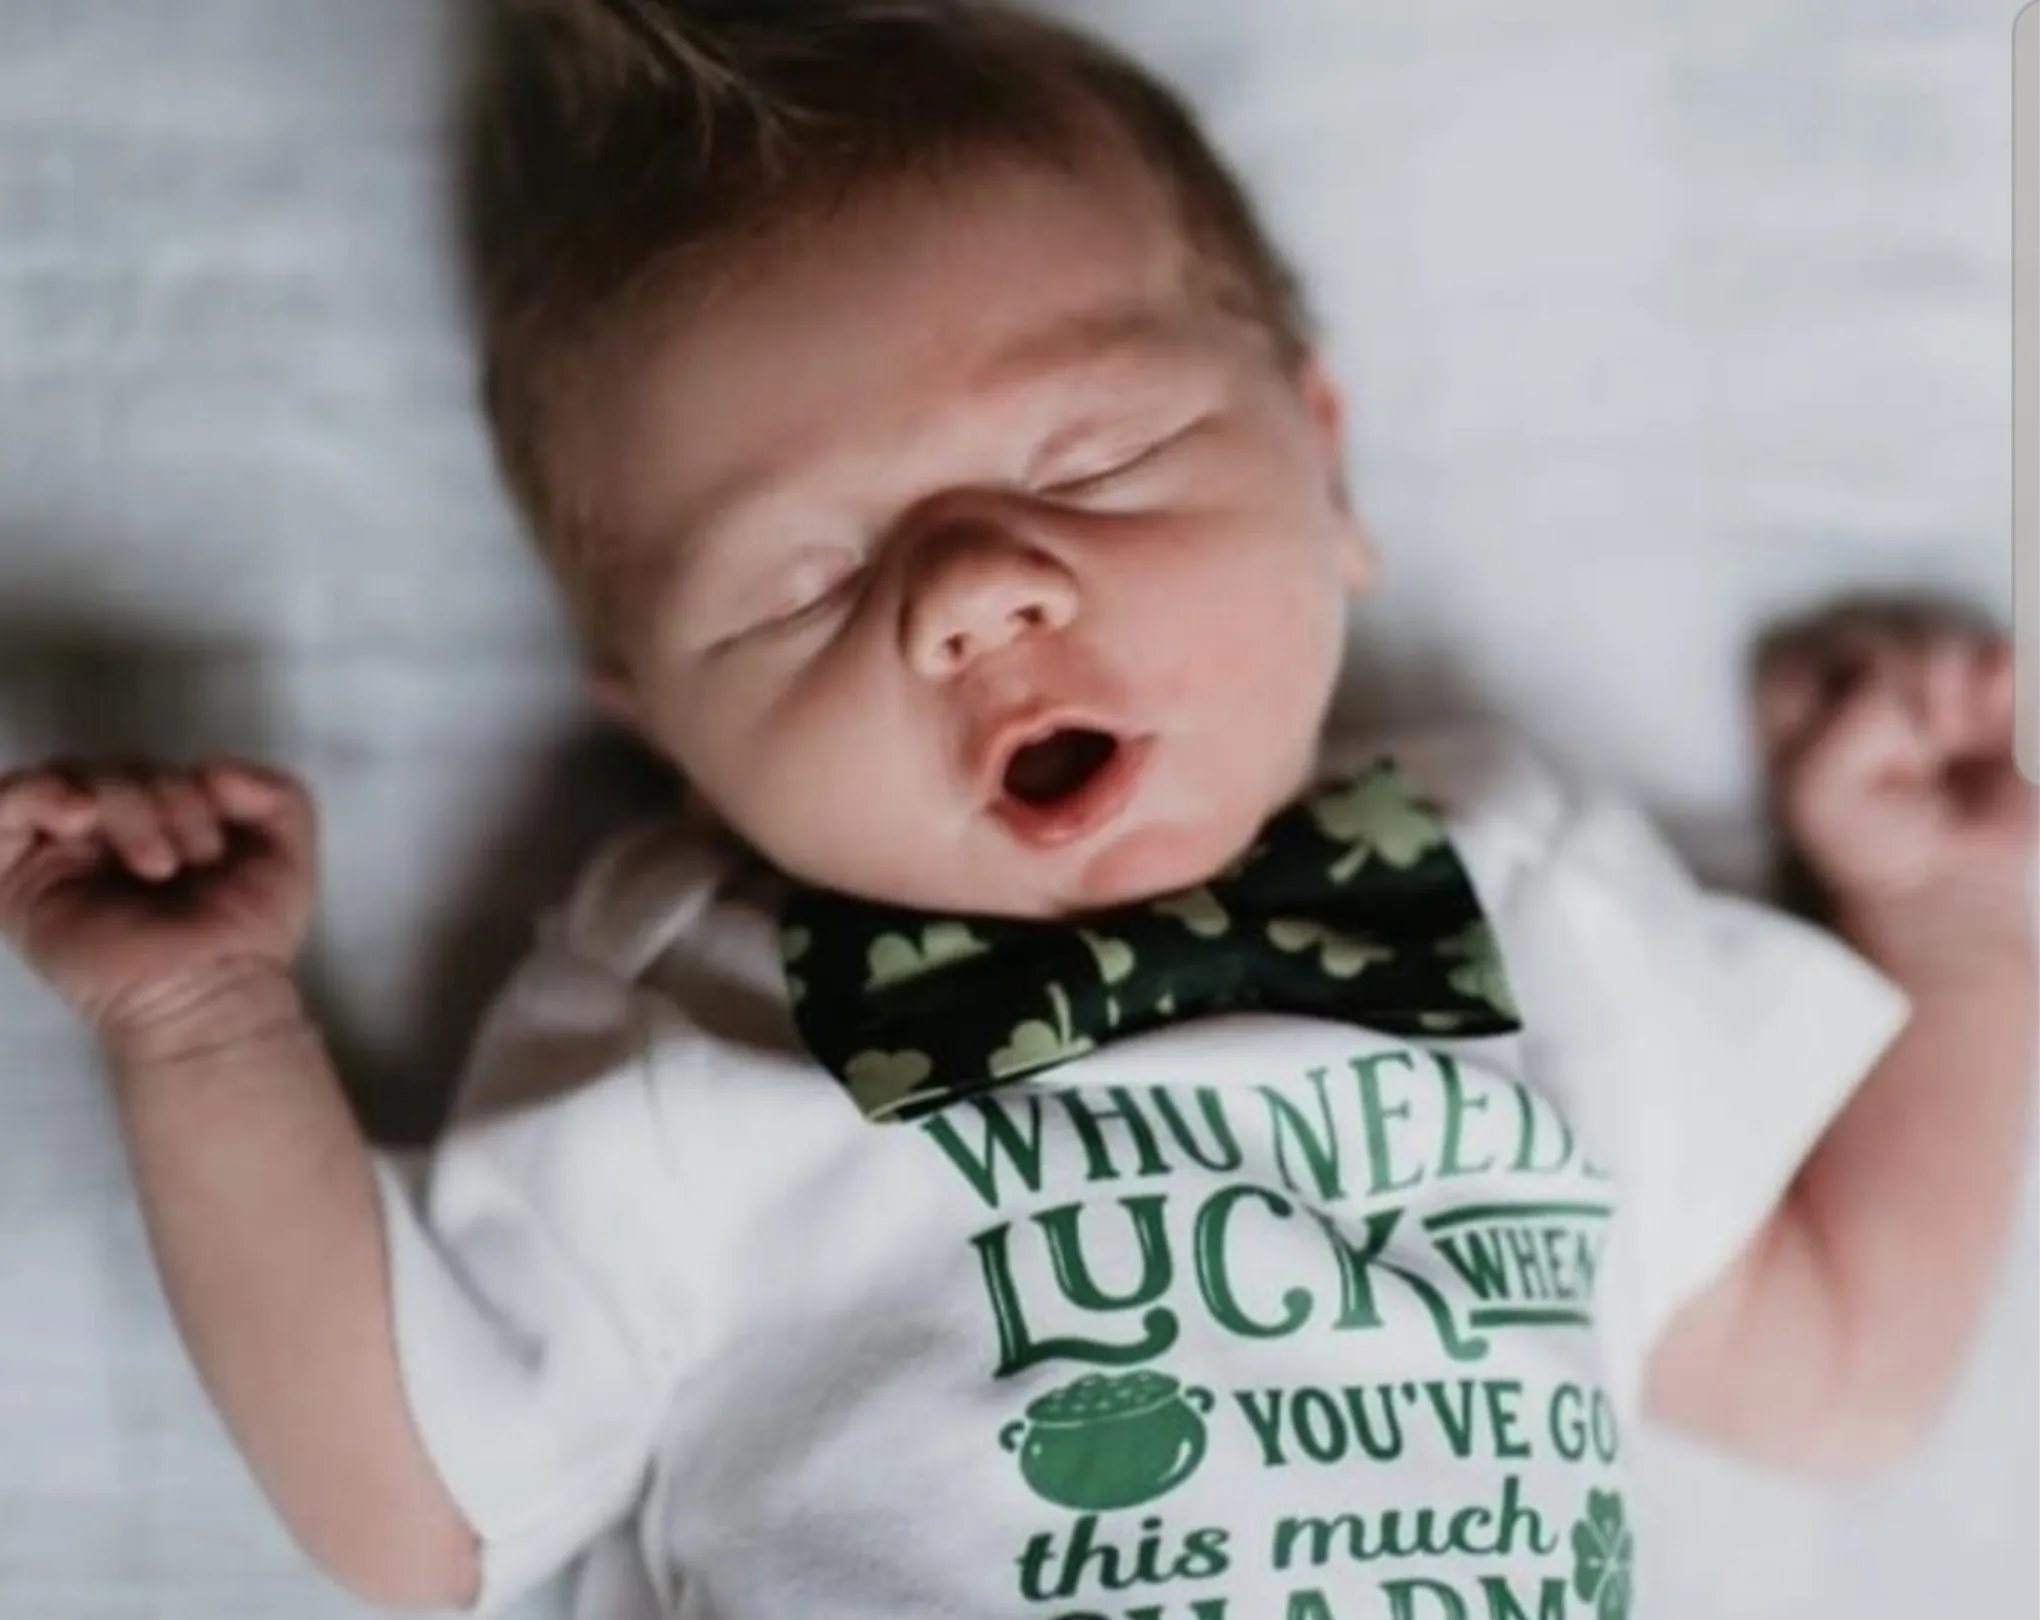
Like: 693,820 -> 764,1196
0,760 -> 317,1034
1757,603 -> 2037,986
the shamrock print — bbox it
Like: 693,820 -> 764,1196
1439,921 -> 1518,1018
777,755 -> 1523,1122
1151,886 -> 1229,938
781,925 -> 811,1006
1569,1490 -> 1633,1620
866,921 -> 990,991
1267,918 -> 1394,980
845,1049 -> 936,1119
1080,931 -> 1137,985
990,983 -> 1097,1078
1308,768 -> 1445,883
1213,838 -> 1269,882
1079,930 -> 1132,1031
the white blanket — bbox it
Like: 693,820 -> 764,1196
0,2 -> 2030,1616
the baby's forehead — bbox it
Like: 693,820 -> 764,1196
676,151 -> 1213,347
573,157 -> 1247,512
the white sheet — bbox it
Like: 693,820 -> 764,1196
0,2 -> 2030,1617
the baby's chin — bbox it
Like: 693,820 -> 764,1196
777,775 -> 1289,920
788,819 -> 1254,921
1035,816 -> 1263,919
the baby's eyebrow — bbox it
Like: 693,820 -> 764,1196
973,303 -> 1195,395
668,306 -> 1204,594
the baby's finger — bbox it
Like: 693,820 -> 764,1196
90,772 -> 180,881
1974,638 -> 2015,742
201,762 -> 316,868
151,774 -> 226,865
1754,650 -> 1825,773
1919,635 -> 1974,752
1766,636 -> 1911,786
0,773 -> 99,871
199,760 -> 282,816
1785,672 -> 1934,829
0,769 -> 97,830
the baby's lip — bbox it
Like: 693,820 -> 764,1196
992,734 -> 1155,851
969,703 -> 1116,807
970,704 -> 1154,850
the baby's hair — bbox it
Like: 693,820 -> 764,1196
469,0 -> 1315,669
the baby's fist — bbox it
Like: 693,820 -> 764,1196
0,759 -> 317,1033
1757,604 -> 2036,981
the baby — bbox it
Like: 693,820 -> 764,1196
2,2 -> 2035,1617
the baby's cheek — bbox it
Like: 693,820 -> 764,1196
1230,572 -> 1343,693
775,705 -> 948,859
1139,559 -> 1333,736
1077,814 -> 1256,910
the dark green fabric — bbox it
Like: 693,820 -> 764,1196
779,756 -> 1521,1122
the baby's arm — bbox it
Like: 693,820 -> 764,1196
0,763 -> 478,1610
1646,934 -> 2033,1473
1645,618 -> 2036,1473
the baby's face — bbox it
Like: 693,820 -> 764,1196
576,151 -> 1373,919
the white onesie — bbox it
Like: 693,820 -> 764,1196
371,723 -> 1909,1620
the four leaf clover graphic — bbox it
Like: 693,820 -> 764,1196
1570,1489 -> 1633,1620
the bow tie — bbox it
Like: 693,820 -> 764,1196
778,756 -> 1521,1123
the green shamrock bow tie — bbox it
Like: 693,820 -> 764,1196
778,756 -> 1521,1123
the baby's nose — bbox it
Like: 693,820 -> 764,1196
903,537 -> 1079,680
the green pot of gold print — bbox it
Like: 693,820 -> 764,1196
1000,1371 -> 1216,1512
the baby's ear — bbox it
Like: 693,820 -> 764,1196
1296,356 -> 1353,507
587,669 -> 643,731
1296,355 -> 1375,593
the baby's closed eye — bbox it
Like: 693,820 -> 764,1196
1032,412 -> 1217,503
712,545 -> 870,648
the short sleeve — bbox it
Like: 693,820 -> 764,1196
1395,726 -> 1914,1424
371,922 -> 696,1616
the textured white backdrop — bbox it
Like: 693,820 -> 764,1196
0,2 -> 2031,1616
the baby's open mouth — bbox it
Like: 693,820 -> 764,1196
1001,727 -> 1121,809
989,725 -> 1154,850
